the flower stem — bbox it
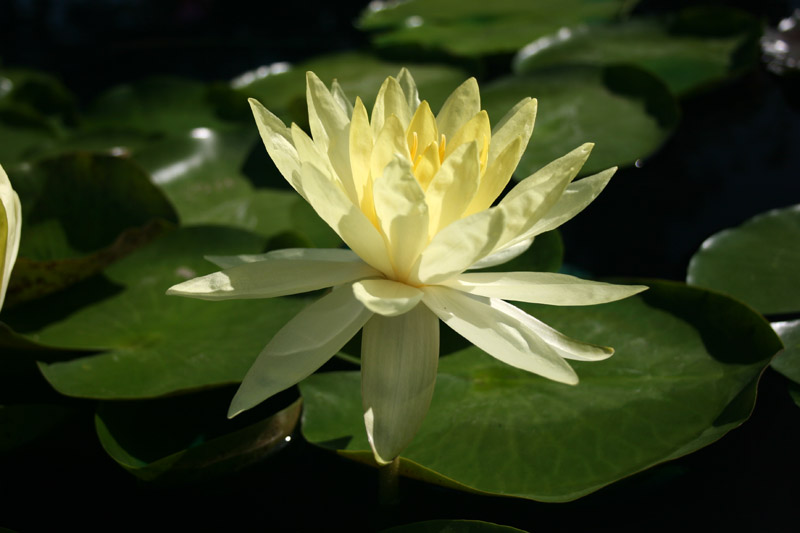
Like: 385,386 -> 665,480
378,457 -> 401,507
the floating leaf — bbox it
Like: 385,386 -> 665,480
358,0 -> 634,58
301,280 -> 779,501
3,226 -> 310,399
95,390 -> 301,482
382,520 -> 526,533
687,204 -> 800,316
482,65 -> 678,176
513,9 -> 759,96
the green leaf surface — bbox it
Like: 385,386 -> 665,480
687,204 -> 800,315
95,390 -> 301,482
382,520 -> 526,533
482,65 -> 678,176
9,153 -> 178,260
358,0 -> 634,57
231,53 -> 467,125
513,11 -> 758,96
301,280 -> 779,501
3,226 -> 310,399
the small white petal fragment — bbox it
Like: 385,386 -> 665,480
362,303 -> 439,464
166,256 -> 379,300
422,286 -> 579,385
330,79 -> 354,117
0,164 -> 21,311
229,284 -> 372,417
444,272 -> 648,306
352,278 -> 424,317
397,67 -> 421,112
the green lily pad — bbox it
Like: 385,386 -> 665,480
772,320 -> 800,407
2,226 -> 310,399
0,68 -> 78,126
358,0 -> 634,58
232,52 -> 467,126
300,280 -> 780,501
687,205 -> 800,316
482,65 -> 679,177
95,390 -> 301,482
0,108 -> 61,165
513,9 -> 759,96
382,520 -> 526,533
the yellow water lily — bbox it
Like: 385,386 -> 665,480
168,69 -> 646,465
0,163 -> 21,312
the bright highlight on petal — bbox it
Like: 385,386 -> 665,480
168,68 -> 647,466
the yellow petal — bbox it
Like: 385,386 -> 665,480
249,99 -> 303,196
413,141 -> 441,191
352,279 -> 424,316
436,77 -> 480,141
373,155 -> 430,279
229,284 -> 373,417
489,97 -> 537,167
371,76 -> 412,137
406,101 -> 438,158
422,286 -> 579,385
306,71 -> 350,153
297,162 -> 394,276
349,97 -> 377,222
362,303 -> 438,464
330,78 -> 354,117
397,67 -> 421,112
463,136 -> 523,216
445,110 -> 490,160
425,141 -> 480,237
370,114 -> 408,188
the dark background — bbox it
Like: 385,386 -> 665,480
1,1 -> 799,531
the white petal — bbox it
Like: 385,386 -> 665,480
330,79 -> 354,117
296,162 -> 395,276
249,99 -> 303,196
492,298 -> 613,361
468,237 -> 533,270
373,155 -> 429,278
425,141 -> 480,237
422,286 -> 578,384
362,303 -> 439,464
229,284 -> 372,417
0,164 -> 21,311
166,255 -> 379,300
205,248 -> 361,269
371,76 -> 412,135
526,167 -> 616,236
352,279 -> 424,317
444,272 -> 648,306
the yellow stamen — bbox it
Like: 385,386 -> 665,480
410,131 -> 419,161
438,134 -> 446,164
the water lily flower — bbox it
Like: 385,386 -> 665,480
168,70 -> 647,465
0,163 -> 21,312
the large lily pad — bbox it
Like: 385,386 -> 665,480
95,390 -> 301,482
358,0 -> 633,58
300,280 -> 780,501
382,521 -> 526,533
3,226 -> 310,399
687,204 -> 800,316
513,9 -> 759,96
482,65 -> 679,176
